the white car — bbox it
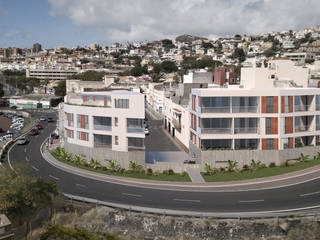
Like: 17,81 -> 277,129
144,128 -> 150,135
40,117 -> 46,121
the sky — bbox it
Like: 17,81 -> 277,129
0,0 -> 319,49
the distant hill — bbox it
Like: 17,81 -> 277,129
175,34 -> 208,43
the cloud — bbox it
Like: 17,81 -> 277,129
47,0 -> 320,44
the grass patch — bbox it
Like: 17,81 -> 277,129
51,152 -> 191,182
202,159 -> 320,182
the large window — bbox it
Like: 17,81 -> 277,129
201,139 -> 232,150
201,118 -> 232,134
128,137 -> 145,150
77,131 -> 89,141
234,139 -> 258,149
232,97 -> 258,113
266,139 -> 274,150
127,118 -> 144,133
93,116 -> 111,130
77,114 -> 89,129
94,134 -> 111,147
234,118 -> 258,134
200,97 -> 230,113
115,99 -> 129,109
265,118 -> 271,134
266,96 -> 274,113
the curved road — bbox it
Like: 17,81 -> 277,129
7,111 -> 320,217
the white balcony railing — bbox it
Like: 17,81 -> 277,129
201,107 -> 230,113
94,125 -> 112,131
201,128 -> 232,134
234,127 -> 258,134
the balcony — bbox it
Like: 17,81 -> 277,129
295,105 -> 310,112
295,125 -> 311,132
201,107 -> 230,113
234,127 -> 258,134
128,145 -> 146,151
93,125 -> 112,131
201,128 -> 232,134
316,105 -> 320,111
127,127 -> 145,133
232,106 -> 258,113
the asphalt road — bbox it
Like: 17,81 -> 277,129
6,110 -> 320,216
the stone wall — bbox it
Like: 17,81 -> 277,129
64,142 -> 145,168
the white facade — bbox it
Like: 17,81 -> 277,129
241,59 -> 309,88
146,83 -> 165,114
183,71 -> 213,84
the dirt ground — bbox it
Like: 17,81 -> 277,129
0,116 -> 12,135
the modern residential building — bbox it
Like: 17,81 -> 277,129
60,80 -> 146,168
283,52 -> 315,65
183,70 -> 213,84
0,214 -> 14,240
146,83 -> 166,114
26,68 -> 79,81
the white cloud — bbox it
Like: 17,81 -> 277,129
48,0 -> 320,44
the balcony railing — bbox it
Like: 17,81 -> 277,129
232,106 -> 258,113
128,145 -> 146,151
201,128 -> 232,134
234,127 -> 258,134
295,105 -> 310,112
295,125 -> 311,132
94,125 -> 112,131
316,105 -> 320,111
201,107 -> 230,113
127,127 -> 145,133
94,143 -> 112,148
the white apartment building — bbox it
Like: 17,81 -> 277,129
183,71 -> 213,84
26,68 -> 79,81
60,80 -> 145,167
189,87 -> 320,167
146,83 -> 165,114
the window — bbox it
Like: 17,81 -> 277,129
266,139 -> 274,150
115,136 -> 119,145
94,134 -> 111,147
265,118 -> 271,134
128,137 -> 144,149
77,131 -> 89,141
114,117 -> 118,127
266,96 -> 274,113
77,114 -> 89,129
115,99 -> 129,108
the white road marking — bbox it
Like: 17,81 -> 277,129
122,193 -> 142,198
76,184 -> 86,188
239,199 -> 264,203
32,165 -> 39,171
300,191 -> 320,197
173,198 -> 201,203
25,157 -> 29,162
24,148 -> 26,153
49,175 -> 60,181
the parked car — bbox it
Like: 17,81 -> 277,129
0,112 -> 3,115
47,117 -> 54,122
183,160 -> 196,164
40,116 -> 46,121
144,128 -> 150,135
17,137 -> 29,145
50,132 -> 59,139
7,129 -> 18,135
29,129 -> 39,136
10,106 -> 17,109
35,124 -> 44,130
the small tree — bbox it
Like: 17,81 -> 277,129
250,159 -> 261,171
89,158 -> 101,169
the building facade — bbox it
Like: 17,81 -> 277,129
189,87 -> 320,167
61,80 -> 146,167
26,68 -> 78,81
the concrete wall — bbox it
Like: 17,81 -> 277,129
64,141 -> 145,168
195,143 -> 320,168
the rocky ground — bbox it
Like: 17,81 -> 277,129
29,199 -> 320,240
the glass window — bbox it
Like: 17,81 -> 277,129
266,96 -> 274,113
94,134 -> 111,147
115,99 -> 129,108
265,118 -> 271,134
266,139 -> 274,150
77,131 -> 89,141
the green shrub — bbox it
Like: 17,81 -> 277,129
280,162 -> 287,168
260,163 -> 267,168
168,169 -> 174,175
147,168 -> 153,175
219,167 -> 225,173
120,168 -> 126,174
181,171 -> 188,177
140,168 -> 146,174
242,164 -> 249,171
269,162 -> 276,168
154,170 -> 160,176
163,170 -> 169,175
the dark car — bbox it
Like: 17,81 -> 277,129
28,129 -> 39,136
10,106 -> 17,109
183,160 -> 196,164
47,117 -> 54,122
0,112 -> 3,115
50,132 -> 59,139
35,124 -> 44,130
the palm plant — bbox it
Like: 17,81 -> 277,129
227,160 -> 238,172
298,153 -> 310,162
108,160 -> 119,172
89,158 -> 101,169
129,161 -> 139,172
250,159 -> 261,171
204,163 -> 213,175
73,155 -> 83,165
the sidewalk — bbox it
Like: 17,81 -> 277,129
42,147 -> 320,191
187,167 -> 205,183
